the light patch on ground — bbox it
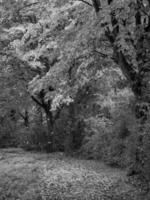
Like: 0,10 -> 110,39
0,149 -> 141,200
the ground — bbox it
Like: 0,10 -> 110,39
0,148 -> 145,200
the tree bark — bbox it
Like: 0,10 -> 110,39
104,0 -> 150,106
23,110 -> 29,127
45,111 -> 54,152
65,103 -> 75,153
31,95 -> 55,152
92,0 -> 101,13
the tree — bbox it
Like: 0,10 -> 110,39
88,0 -> 150,120
81,0 -> 150,176
0,0 -> 139,161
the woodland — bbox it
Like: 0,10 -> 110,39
1,0 -> 150,199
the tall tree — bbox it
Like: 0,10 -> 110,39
84,0 -> 150,121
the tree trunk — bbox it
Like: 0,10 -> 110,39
31,95 -> 55,152
45,111 -> 55,152
92,0 -> 101,13
102,0 -> 150,176
103,0 -> 150,118
24,110 -> 29,127
64,103 -> 76,154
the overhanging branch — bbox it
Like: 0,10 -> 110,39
78,0 -> 93,7
18,2 -> 39,12
94,50 -> 108,58
118,51 -> 137,83
19,112 -> 25,120
92,0 -> 101,12
31,95 -> 43,107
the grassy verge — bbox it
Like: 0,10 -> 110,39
0,149 -> 144,200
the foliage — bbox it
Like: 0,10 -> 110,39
1,0 -> 150,191
0,118 -> 18,148
18,124 -> 48,151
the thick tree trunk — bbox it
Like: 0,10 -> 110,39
31,95 -> 55,152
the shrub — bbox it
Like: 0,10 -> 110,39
80,116 -> 112,160
126,118 -> 150,183
18,124 -> 48,151
0,118 -> 18,148
80,107 -> 137,168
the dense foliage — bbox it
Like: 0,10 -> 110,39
1,0 -> 150,191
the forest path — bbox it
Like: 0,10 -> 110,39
0,149 -> 142,200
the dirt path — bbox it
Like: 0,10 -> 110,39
0,149 -> 143,200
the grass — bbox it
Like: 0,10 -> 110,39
0,148 -> 143,200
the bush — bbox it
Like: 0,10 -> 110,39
80,116 -> 112,160
18,124 -> 48,151
126,118 -> 150,182
0,119 -> 18,148
80,108 -> 136,167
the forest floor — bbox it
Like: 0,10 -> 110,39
0,148 -> 147,200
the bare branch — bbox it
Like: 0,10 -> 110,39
78,0 -> 93,7
92,0 -> 101,12
18,2 -> 39,12
94,50 -> 108,58
31,95 -> 43,107
19,112 -> 25,120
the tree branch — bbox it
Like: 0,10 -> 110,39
31,95 -> 43,107
107,0 -> 113,5
92,0 -> 101,12
54,104 -> 64,121
94,50 -> 108,58
105,27 -> 115,43
19,112 -> 25,120
18,2 -> 39,12
118,51 -> 137,83
78,0 -> 93,7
